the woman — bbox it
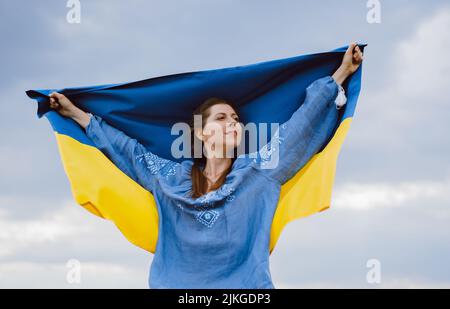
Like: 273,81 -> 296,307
48,43 -> 363,288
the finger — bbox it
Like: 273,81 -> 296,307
54,92 -> 64,99
356,54 -> 363,63
346,42 -> 357,55
50,92 -> 64,99
49,96 -> 61,107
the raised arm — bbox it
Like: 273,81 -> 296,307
247,75 -> 343,184
48,92 -> 180,192
247,42 -> 363,185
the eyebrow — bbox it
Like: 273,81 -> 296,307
215,112 -> 238,117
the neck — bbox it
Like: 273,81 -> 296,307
202,157 -> 232,177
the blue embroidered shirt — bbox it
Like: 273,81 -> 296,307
84,75 -> 345,289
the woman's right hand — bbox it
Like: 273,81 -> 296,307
49,92 -> 79,118
49,92 -> 91,129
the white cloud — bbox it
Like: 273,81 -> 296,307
332,176 -> 450,211
351,7 -> 450,149
0,197 -> 151,287
379,277 -> 450,289
275,278 -> 450,289
0,261 -> 145,288
0,200 -> 92,258
394,9 -> 450,103
3,1 -> 450,289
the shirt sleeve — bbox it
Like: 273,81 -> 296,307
249,75 -> 346,185
85,114 -> 180,193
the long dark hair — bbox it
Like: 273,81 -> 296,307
189,97 -> 238,198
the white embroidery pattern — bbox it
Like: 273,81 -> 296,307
175,201 -> 218,228
226,194 -> 235,202
195,206 -> 220,228
195,183 -> 236,206
217,183 -> 236,201
176,199 -> 220,228
136,152 -> 179,177
191,183 -> 236,228
176,202 -> 185,212
253,124 -> 286,168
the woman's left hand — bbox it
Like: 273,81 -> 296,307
341,42 -> 364,75
332,42 -> 364,85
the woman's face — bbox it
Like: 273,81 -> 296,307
196,103 -> 243,158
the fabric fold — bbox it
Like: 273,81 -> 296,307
25,43 -> 367,254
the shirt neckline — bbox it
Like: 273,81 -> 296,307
157,156 -> 250,208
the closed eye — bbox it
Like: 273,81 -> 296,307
215,113 -> 238,121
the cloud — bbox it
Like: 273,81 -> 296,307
0,197 -> 151,260
2,1 -> 450,288
364,6 -> 450,134
332,176 -> 450,211
0,200 -> 90,258
394,9 -> 450,103
341,6 -> 450,183
0,261 -> 145,288
275,278 -> 450,289
0,197 -> 152,287
270,196 -> 450,289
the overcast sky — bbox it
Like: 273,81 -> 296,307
1,0 -> 450,288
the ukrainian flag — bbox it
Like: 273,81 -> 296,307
26,44 -> 366,254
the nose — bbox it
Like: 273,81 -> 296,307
225,121 -> 238,134
227,120 -> 236,127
